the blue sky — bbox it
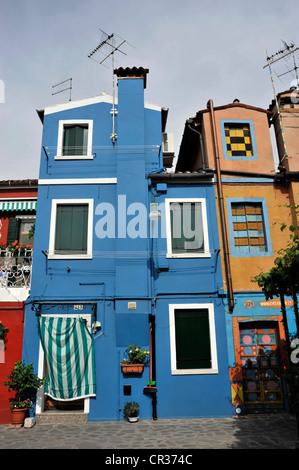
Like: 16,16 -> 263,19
0,0 -> 298,179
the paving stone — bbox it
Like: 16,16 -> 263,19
0,414 -> 297,449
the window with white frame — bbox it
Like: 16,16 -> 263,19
165,198 -> 210,258
169,303 -> 218,375
48,199 -> 93,259
56,120 -> 93,159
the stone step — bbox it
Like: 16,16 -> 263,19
36,412 -> 88,425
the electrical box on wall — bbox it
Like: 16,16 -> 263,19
128,302 -> 136,310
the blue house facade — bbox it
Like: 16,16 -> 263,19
22,67 -> 231,422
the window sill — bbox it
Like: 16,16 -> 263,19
171,368 -> 218,375
231,251 -> 272,258
166,252 -> 211,259
54,155 -> 94,160
224,155 -> 258,160
48,254 -> 92,260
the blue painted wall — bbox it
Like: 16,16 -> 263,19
22,71 -> 231,421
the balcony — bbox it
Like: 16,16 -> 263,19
0,248 -> 33,289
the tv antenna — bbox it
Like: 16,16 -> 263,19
88,29 -> 134,144
52,78 -> 72,101
264,41 -> 299,87
263,41 -> 299,164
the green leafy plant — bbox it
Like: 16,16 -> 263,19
123,401 -> 139,418
0,323 -> 8,342
122,344 -> 149,364
3,361 -> 44,410
28,222 -> 35,240
9,398 -> 33,410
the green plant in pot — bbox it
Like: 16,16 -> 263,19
121,344 -> 149,374
123,401 -> 139,422
125,344 -> 149,364
4,360 -> 44,426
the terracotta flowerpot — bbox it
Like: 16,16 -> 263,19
121,363 -> 144,374
11,408 -> 27,425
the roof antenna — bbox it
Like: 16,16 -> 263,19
263,41 -> 299,164
88,29 -> 135,144
52,78 -> 72,101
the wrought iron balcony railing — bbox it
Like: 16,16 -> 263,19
0,249 -> 33,288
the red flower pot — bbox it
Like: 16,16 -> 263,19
11,408 -> 27,425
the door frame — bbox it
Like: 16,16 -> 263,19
36,313 -> 92,414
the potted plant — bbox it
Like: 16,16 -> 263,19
121,344 -> 149,374
3,360 -> 44,426
123,401 -> 139,422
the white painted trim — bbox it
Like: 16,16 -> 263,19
0,288 -> 30,302
165,198 -> 210,258
144,100 -> 162,111
56,120 -> 93,160
43,94 -> 114,115
0,197 -> 37,201
48,199 -> 93,260
38,178 -> 117,185
41,94 -> 162,116
169,303 -> 218,375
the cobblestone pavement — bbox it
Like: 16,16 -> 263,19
0,414 -> 298,451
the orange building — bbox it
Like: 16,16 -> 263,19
176,89 -> 299,415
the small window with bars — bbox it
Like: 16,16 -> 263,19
224,123 -> 253,157
231,202 -> 266,254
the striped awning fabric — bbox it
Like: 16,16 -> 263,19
38,316 -> 96,401
0,200 -> 37,211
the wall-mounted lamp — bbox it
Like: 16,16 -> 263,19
92,321 -> 102,334
149,197 -> 161,220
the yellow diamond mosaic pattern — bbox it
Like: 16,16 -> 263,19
225,123 -> 253,157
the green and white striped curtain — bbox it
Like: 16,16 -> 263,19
38,316 -> 96,401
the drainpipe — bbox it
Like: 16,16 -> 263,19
207,99 -> 234,312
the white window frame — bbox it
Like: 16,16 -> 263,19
48,199 -> 93,259
15,215 -> 36,245
165,198 -> 210,258
169,303 -> 218,375
55,120 -> 94,160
